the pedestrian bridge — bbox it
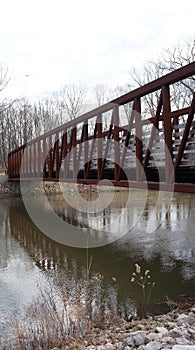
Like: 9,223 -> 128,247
8,62 -> 195,193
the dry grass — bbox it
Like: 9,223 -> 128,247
0,272 -> 119,350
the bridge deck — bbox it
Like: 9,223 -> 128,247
8,62 -> 195,193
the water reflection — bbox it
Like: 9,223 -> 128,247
21,188 -> 148,247
0,190 -> 195,336
8,191 -> 195,290
0,200 -> 44,337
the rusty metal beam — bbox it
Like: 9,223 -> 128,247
59,131 -> 68,179
142,93 -> 163,174
100,111 -> 114,179
72,126 -> 77,179
162,85 -> 173,183
10,62 -> 194,148
86,122 -> 97,178
7,62 -> 195,194
134,97 -> 142,181
37,140 -> 41,177
43,138 -> 47,178
113,106 -> 120,180
117,100 -> 137,180
97,114 -> 103,180
174,93 -> 195,170
48,135 -> 53,179
10,176 -> 195,194
83,121 -> 89,179
55,132 -> 60,180
113,62 -> 195,106
33,142 -> 36,177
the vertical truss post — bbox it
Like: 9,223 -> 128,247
30,144 -> 33,177
62,131 -> 68,179
86,122 -> 98,179
174,93 -> 195,170
33,142 -> 36,177
22,148 -> 26,178
16,151 -> 19,178
15,152 -> 17,177
72,126 -> 77,179
20,150 -> 22,177
100,112 -> 114,179
97,114 -> 102,180
162,85 -> 173,183
173,116 -> 180,140
17,152 -> 20,177
113,105 -> 120,180
142,93 -> 162,175
55,132 -> 60,180
83,121 -> 88,179
37,140 -> 41,178
16,152 -> 19,178
117,101 -> 135,181
43,138 -> 47,179
29,144 -> 32,177
10,154 -> 12,178
20,149 -> 23,178
20,149 -> 23,177
18,151 -> 21,178
11,154 -> 13,178
18,150 -> 21,177
48,135 -> 53,179
8,154 -> 11,179
19,148 -> 23,177
14,153 -> 17,177
14,152 -> 16,178
134,97 -> 142,181
13,154 -> 15,178
77,126 -> 84,170
25,145 -> 29,177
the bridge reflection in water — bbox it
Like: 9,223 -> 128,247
7,191 -> 195,315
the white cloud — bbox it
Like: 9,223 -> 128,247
0,0 -> 194,99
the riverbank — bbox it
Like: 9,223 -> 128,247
1,295 -> 195,350
57,299 -> 195,350
0,181 -> 124,198
0,181 -> 21,196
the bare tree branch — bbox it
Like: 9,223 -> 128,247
129,37 -> 195,116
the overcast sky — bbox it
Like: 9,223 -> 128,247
0,0 -> 194,100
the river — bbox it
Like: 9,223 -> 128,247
0,188 -> 195,338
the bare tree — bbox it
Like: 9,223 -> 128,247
34,98 -> 60,134
0,63 -> 10,94
53,82 -> 87,123
0,64 -> 11,168
93,83 -> 111,107
112,85 -> 134,124
129,37 -> 195,117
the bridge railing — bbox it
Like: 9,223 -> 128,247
8,62 -> 195,192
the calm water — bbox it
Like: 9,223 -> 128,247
0,189 -> 195,336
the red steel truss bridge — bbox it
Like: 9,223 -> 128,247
8,62 -> 195,193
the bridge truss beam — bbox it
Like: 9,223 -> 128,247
8,62 -> 195,193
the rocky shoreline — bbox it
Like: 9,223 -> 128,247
0,181 -> 21,197
0,181 -> 100,195
0,181 -> 120,198
60,304 -> 195,350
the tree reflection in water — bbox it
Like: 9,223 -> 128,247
4,190 -> 194,319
